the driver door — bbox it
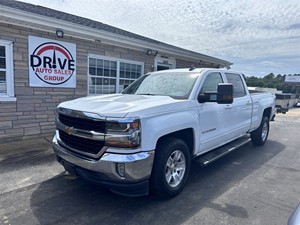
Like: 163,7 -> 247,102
197,72 -> 229,153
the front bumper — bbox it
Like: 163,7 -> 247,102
52,134 -> 155,196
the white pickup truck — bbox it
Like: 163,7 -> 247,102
53,68 -> 275,198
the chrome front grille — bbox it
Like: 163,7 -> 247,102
58,130 -> 105,155
57,111 -> 107,158
58,113 -> 106,133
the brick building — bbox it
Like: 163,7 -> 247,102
0,0 -> 232,142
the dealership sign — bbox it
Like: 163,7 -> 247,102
285,76 -> 300,85
29,36 -> 76,87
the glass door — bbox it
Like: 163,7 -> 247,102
157,63 -> 171,71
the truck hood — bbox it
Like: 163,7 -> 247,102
58,94 -> 191,118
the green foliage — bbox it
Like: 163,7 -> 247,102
245,73 -> 300,93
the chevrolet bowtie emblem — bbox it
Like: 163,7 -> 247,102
66,127 -> 74,135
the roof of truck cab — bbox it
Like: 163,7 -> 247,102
150,68 -> 241,74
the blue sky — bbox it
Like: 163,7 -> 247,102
20,0 -> 300,77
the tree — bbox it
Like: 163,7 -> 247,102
245,73 -> 300,93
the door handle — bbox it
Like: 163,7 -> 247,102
246,101 -> 251,105
225,105 -> 232,110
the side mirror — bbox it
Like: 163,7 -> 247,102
217,83 -> 233,104
198,91 -> 218,103
198,94 -> 208,103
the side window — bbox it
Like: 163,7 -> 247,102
0,45 -> 6,94
200,72 -> 223,94
0,40 -> 15,101
225,73 -> 246,98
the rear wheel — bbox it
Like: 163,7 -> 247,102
251,116 -> 269,146
150,137 -> 191,198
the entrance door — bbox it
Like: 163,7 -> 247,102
157,63 -> 171,71
154,54 -> 175,71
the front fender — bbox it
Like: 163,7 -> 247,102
140,108 -> 199,153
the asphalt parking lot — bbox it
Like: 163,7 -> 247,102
0,108 -> 300,225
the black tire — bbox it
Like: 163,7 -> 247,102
250,116 -> 269,146
150,137 -> 191,198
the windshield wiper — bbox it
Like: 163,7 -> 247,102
136,93 -> 157,96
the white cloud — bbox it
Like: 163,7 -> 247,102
20,0 -> 300,77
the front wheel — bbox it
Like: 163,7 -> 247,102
150,137 -> 191,198
251,116 -> 270,146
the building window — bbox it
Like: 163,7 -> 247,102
88,55 -> 143,94
0,40 -> 15,101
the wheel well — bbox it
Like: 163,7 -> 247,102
156,128 -> 194,156
263,107 -> 272,120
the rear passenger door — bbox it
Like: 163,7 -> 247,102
224,73 -> 252,139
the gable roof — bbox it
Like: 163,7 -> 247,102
0,0 -> 232,68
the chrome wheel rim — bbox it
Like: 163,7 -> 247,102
165,150 -> 186,188
261,121 -> 268,141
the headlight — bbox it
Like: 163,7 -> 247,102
105,119 -> 141,148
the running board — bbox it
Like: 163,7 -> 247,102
196,136 -> 251,166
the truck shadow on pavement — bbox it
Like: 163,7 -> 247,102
30,140 -> 285,225
0,149 -> 55,173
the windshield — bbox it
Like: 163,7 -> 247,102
122,72 -> 199,99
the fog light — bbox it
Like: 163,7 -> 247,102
116,163 -> 125,178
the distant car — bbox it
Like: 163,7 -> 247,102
288,203 -> 300,225
295,101 -> 300,107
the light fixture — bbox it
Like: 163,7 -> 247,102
146,49 -> 158,56
146,49 -> 152,55
56,29 -> 64,38
116,163 -> 125,178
